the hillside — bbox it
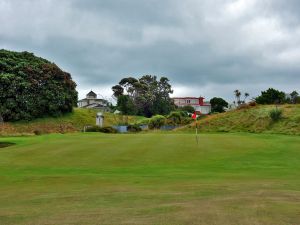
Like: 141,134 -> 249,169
180,104 -> 300,135
0,108 -> 144,136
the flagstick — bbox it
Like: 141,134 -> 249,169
195,121 -> 199,146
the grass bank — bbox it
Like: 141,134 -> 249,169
0,108 -> 144,136
180,104 -> 300,135
0,133 -> 300,224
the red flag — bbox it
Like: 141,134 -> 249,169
192,112 -> 197,120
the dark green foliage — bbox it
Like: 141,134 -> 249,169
33,129 -> 44,135
167,111 -> 182,125
255,88 -> 286,104
85,126 -> 117,133
166,111 -> 193,125
127,124 -> 142,132
269,108 -> 283,122
210,97 -> 228,113
248,101 -> 257,107
112,75 -> 175,117
148,115 -> 166,129
0,49 -> 78,121
290,91 -> 299,104
117,95 -> 137,115
136,118 -> 150,125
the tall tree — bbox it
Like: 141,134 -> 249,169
112,75 -> 174,117
210,97 -> 228,113
234,90 -> 242,105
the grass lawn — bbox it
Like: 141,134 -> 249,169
0,133 -> 300,225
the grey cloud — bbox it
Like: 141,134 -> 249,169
0,0 -> 300,101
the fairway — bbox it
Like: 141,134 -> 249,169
0,133 -> 300,225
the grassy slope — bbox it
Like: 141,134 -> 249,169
0,133 -> 300,224
180,104 -> 300,135
0,108 -> 145,135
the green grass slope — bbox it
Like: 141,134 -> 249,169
0,133 -> 300,224
0,108 -> 144,135
181,104 -> 300,135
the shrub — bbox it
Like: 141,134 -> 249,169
248,101 -> 257,107
136,118 -> 150,125
127,124 -> 142,132
167,111 -> 182,125
85,126 -> 117,133
148,115 -> 166,129
255,88 -> 286,104
33,129 -> 43,135
181,117 -> 194,125
269,108 -> 283,122
100,126 -> 118,133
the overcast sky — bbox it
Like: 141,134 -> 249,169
1,0 -> 300,102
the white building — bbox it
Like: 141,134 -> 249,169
78,91 -> 110,111
173,97 -> 211,114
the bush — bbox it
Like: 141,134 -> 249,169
85,126 -> 117,133
136,118 -> 150,125
167,111 -> 182,125
148,115 -> 166,129
248,101 -> 257,107
100,126 -> 118,133
33,129 -> 43,135
0,49 -> 78,122
181,117 -> 194,125
269,108 -> 283,122
127,124 -> 142,132
256,88 -> 286,104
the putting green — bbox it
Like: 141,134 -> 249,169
0,133 -> 300,225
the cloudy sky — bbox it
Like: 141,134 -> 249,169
1,0 -> 300,102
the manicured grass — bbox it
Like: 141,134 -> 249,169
0,133 -> 300,224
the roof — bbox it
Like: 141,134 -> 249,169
78,98 -> 106,102
87,91 -> 97,96
172,97 -> 205,99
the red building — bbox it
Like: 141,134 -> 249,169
173,97 -> 211,114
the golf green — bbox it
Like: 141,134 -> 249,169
0,133 -> 299,225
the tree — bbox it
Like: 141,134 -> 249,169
290,91 -> 299,104
234,90 -> 242,105
117,95 -> 137,115
244,93 -> 250,102
210,97 -> 228,113
255,88 -> 286,104
112,75 -> 175,117
112,85 -> 124,98
0,49 -> 78,121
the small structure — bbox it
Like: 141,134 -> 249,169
96,112 -> 104,127
78,91 -> 110,111
173,97 -> 211,114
